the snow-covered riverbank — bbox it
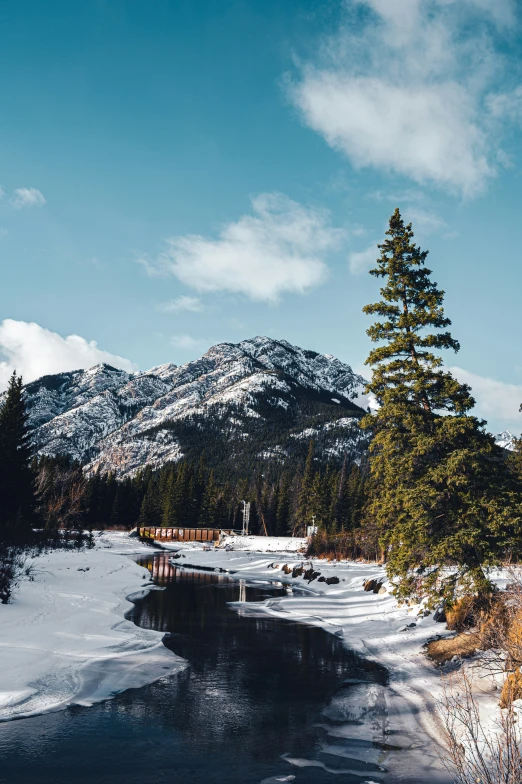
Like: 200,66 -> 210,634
0,533 -> 186,721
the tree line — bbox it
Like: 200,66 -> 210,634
67,444 -> 366,537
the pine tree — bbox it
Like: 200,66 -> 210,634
362,209 -> 521,605
295,441 -> 315,534
138,479 -> 161,527
0,371 -> 34,541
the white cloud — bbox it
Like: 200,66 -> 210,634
170,334 -> 209,352
157,295 -> 204,313
0,319 -> 137,390
450,365 -> 522,432
11,187 -> 46,209
402,206 -> 447,234
288,0 -> 517,197
348,242 -> 379,274
143,193 -> 344,302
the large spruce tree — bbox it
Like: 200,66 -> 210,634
0,371 -> 35,541
362,209 -> 520,605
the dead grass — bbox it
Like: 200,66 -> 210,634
426,632 -> 480,664
500,670 -> 522,709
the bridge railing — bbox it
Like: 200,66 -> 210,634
138,527 -> 235,542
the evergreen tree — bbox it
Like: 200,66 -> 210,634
138,479 -> 161,527
362,209 -> 520,605
295,441 -> 315,534
308,469 -> 329,530
0,371 -> 34,541
275,474 -> 291,535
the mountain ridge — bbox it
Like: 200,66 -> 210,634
19,336 -> 369,478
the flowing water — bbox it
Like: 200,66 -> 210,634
0,553 -> 445,783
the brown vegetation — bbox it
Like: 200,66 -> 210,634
427,633 -> 480,664
500,670 -> 522,709
306,529 -> 382,562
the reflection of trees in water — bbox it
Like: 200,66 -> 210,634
125,555 -> 388,761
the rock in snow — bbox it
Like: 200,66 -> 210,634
18,337 -> 369,478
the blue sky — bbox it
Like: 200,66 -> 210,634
1,0 -> 522,433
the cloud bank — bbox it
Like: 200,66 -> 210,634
0,320 -> 137,390
289,0 -> 518,198
143,193 -> 344,302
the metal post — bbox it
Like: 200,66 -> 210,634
241,500 -> 251,536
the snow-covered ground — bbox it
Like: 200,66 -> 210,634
0,532 -> 186,721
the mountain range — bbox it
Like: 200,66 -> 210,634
21,336 -> 370,478
12,335 -> 516,479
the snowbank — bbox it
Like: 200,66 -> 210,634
0,532 -> 185,721
220,534 -> 307,553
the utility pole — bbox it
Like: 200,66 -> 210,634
306,514 -> 317,538
241,500 -> 251,536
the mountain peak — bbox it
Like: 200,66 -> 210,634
495,431 -> 517,451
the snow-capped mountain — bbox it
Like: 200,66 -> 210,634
21,337 -> 369,478
495,431 -> 517,451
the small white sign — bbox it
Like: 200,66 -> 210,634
307,525 -> 318,536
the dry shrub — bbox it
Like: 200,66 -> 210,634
427,632 -> 480,664
439,669 -> 522,784
500,670 -> 522,709
306,529 -> 382,562
446,595 -> 492,632
478,571 -> 522,679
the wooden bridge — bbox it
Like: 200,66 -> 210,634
138,526 -> 235,543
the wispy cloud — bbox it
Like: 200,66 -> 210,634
157,295 -> 204,313
142,193 -> 345,302
348,242 -> 379,274
170,334 -> 209,352
450,365 -> 522,432
288,0 -> 518,198
0,319 -> 136,390
402,206 -> 447,234
10,187 -> 46,209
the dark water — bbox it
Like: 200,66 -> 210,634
0,554 -> 408,784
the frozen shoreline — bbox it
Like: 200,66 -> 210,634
0,532 -> 186,721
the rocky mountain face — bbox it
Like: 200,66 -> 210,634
21,337 -> 369,478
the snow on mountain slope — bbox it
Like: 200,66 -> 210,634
22,337 -> 368,477
495,430 -> 517,451
22,364 -> 132,430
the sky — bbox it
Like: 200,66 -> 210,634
1,0 -> 522,434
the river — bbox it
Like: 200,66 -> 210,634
0,553 -> 444,783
